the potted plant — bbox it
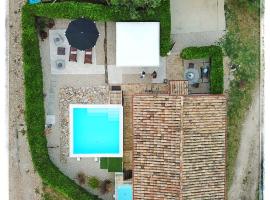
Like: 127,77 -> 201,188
100,180 -> 113,194
46,18 -> 55,29
40,31 -> 48,41
87,176 -> 100,189
75,172 -> 86,185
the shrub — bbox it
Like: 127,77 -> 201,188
88,177 -> 100,189
180,45 -> 224,94
110,0 -> 161,18
100,180 -> 112,194
76,172 -> 87,185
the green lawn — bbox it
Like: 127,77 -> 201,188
100,157 -> 108,169
100,158 -> 123,172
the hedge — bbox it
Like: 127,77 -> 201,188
22,1 -> 171,200
180,45 -> 224,94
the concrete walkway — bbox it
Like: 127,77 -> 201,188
170,0 -> 226,52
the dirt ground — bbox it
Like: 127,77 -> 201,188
8,0 -> 43,199
228,84 -> 261,200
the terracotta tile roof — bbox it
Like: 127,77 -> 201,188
169,80 -> 189,95
132,94 -> 226,200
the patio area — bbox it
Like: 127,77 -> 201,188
46,20 -> 167,83
41,19 -> 166,83
183,59 -> 210,94
49,20 -> 105,74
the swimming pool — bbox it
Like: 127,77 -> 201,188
69,104 -> 123,157
117,184 -> 132,200
28,0 -> 41,4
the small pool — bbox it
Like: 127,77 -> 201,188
28,0 -> 41,4
117,184 -> 132,200
69,104 -> 123,157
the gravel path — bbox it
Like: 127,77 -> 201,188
9,1 -> 43,199
228,84 -> 261,200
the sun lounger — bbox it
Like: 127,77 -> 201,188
69,47 -> 77,62
84,48 -> 92,64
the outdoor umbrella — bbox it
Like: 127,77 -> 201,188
65,18 -> 99,51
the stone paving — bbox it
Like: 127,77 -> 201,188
166,53 -> 184,80
51,19 -> 105,65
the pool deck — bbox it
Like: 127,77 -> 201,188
42,31 -> 114,198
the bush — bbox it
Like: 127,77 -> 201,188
180,45 -> 224,94
110,0 -> 161,18
88,177 -> 100,189
100,180 -> 113,194
76,172 -> 87,185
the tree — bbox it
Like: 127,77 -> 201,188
110,0 -> 161,18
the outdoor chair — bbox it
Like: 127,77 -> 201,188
57,47 -> 65,55
188,63 -> 195,68
192,83 -> 200,88
200,67 -> 209,82
84,48 -> 92,64
111,86 -> 121,91
69,47 -> 77,62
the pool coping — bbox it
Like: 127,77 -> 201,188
69,104 -> 123,158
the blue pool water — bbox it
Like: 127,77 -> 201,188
117,185 -> 132,200
72,107 -> 121,155
28,0 -> 41,4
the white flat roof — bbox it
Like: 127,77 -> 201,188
116,22 -> 160,67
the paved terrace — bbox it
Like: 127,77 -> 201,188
46,20 -> 167,84
133,94 -> 227,199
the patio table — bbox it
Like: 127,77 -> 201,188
184,68 -> 200,84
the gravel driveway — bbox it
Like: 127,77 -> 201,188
228,84 -> 261,200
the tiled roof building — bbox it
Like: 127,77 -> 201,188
133,94 -> 226,200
